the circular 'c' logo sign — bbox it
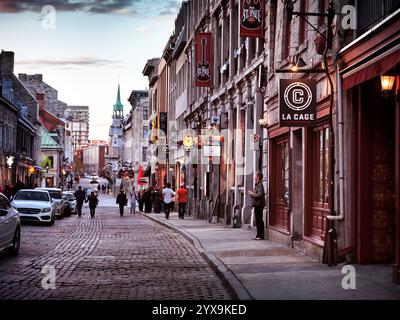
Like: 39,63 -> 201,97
284,82 -> 312,111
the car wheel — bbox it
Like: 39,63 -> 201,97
8,227 -> 20,256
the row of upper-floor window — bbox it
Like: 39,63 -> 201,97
16,127 -> 33,157
0,120 -> 16,152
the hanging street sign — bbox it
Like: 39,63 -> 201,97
240,0 -> 264,38
279,79 -> 316,127
203,145 -> 221,157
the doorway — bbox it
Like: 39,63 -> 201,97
355,77 -> 396,264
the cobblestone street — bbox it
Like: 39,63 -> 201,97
0,203 -> 231,300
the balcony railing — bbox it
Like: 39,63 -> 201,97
357,0 -> 400,34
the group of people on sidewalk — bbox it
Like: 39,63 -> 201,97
117,183 -> 189,220
71,172 -> 264,241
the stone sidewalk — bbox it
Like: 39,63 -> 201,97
143,211 -> 400,300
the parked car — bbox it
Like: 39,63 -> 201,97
11,189 -> 55,226
0,192 -> 20,256
63,191 -> 77,215
89,179 -> 98,184
35,188 -> 65,219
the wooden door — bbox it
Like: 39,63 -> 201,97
269,136 -> 290,233
356,79 -> 396,264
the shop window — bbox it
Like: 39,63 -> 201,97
143,107 -> 149,120
48,156 -> 54,169
305,122 -> 330,243
313,125 -> 329,207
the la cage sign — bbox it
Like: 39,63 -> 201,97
279,79 -> 316,127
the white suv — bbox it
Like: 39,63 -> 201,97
0,192 -> 21,255
12,189 -> 55,225
35,188 -> 65,218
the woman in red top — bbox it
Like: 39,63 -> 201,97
176,184 -> 188,219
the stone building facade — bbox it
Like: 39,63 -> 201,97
18,73 -> 68,119
0,51 -> 41,189
65,105 -> 90,150
144,0 -> 400,284
122,90 -> 149,172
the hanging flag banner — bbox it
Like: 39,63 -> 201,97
195,33 -> 212,87
279,79 -> 316,127
240,0 -> 264,38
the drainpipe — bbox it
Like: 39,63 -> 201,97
327,69 -> 344,221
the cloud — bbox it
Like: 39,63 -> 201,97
158,0 -> 181,16
0,0 -> 181,17
16,56 -> 125,68
0,0 -> 139,16
134,26 -> 152,33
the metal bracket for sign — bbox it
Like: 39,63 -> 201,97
275,69 -> 326,74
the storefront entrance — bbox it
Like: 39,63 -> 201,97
269,135 -> 290,233
354,77 -> 397,264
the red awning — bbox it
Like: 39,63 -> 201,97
343,49 -> 400,90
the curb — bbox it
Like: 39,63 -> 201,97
141,213 -> 253,301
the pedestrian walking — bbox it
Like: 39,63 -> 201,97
162,183 -> 175,220
144,187 -> 153,213
138,189 -> 144,212
176,184 -> 188,219
130,186 -> 137,214
87,191 -> 99,218
97,184 -> 101,193
153,186 -> 162,213
4,185 -> 13,200
248,171 -> 266,240
74,186 -> 86,217
116,190 -> 127,217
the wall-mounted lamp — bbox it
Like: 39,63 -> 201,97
290,54 -> 307,72
258,114 -> 270,128
380,75 -> 396,92
6,156 -> 14,168
28,166 -> 36,175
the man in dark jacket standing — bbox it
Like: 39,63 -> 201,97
74,186 -> 86,218
248,171 -> 266,240
87,191 -> 99,218
116,190 -> 127,217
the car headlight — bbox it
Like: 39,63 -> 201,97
42,207 -> 52,213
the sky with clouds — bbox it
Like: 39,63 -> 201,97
0,0 -> 181,140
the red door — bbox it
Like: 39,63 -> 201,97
269,136 -> 290,233
355,78 -> 396,264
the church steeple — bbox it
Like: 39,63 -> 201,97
113,83 -> 123,118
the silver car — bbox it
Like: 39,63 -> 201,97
12,189 -> 55,225
0,192 -> 20,256
36,188 -> 65,219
